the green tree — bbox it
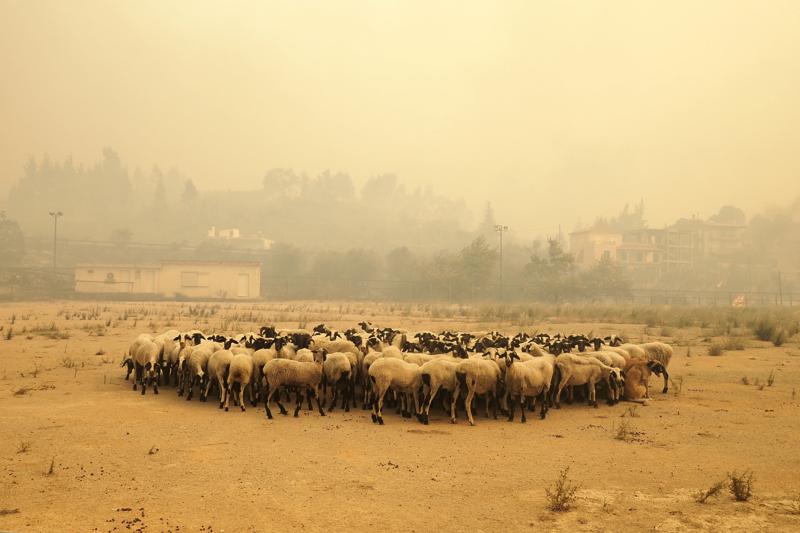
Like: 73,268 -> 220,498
523,239 -> 575,300
459,236 -> 497,287
0,212 -> 25,265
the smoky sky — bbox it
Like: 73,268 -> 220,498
1,1 -> 798,240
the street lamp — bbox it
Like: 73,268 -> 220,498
49,211 -> 63,273
495,224 -> 508,300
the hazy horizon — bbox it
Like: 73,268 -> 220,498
2,1 -> 799,239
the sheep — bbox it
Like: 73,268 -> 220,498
252,346 -> 278,402
123,333 -> 152,381
203,349 -> 234,407
224,353 -> 256,412
419,358 -> 461,424
623,360 -> 667,402
263,352 -> 326,419
183,345 -> 213,401
322,352 -> 353,412
554,354 -> 623,408
154,330 -> 181,385
132,338 -> 160,395
503,352 -> 552,422
360,350 -> 383,408
455,357 -> 502,426
368,357 -> 424,425
639,342 -> 673,393
582,350 -> 627,405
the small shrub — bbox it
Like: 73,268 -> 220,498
545,467 -> 580,512
722,337 -> 746,351
0,508 -> 20,516
614,419 -> 633,442
61,357 -> 76,368
17,441 -> 31,453
767,369 -> 775,387
694,480 -> 726,504
708,342 -> 725,356
773,329 -> 787,347
95,348 -> 106,356
4,327 -> 12,340
728,470 -> 754,501
740,376 -> 749,385
754,318 -> 778,342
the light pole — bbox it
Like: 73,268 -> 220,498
495,224 -> 508,300
49,211 -> 63,273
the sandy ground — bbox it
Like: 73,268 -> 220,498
1,301 -> 799,532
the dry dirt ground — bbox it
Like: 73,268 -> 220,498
1,301 -> 799,532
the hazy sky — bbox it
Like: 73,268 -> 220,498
1,1 -> 798,238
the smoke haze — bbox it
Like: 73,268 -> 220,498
2,1 -> 799,236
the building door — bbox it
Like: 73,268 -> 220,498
237,273 -> 249,298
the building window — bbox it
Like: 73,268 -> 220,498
602,250 -> 611,260
181,272 -> 200,287
181,272 -> 209,288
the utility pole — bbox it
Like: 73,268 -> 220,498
495,224 -> 508,301
49,211 -> 63,273
777,271 -> 783,306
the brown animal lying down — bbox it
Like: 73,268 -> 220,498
623,361 -> 666,403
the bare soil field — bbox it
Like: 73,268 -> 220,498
1,301 -> 799,532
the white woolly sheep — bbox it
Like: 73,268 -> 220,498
554,354 -> 623,408
419,358 -> 461,424
203,349 -> 234,407
503,352 -> 553,422
262,353 -> 325,419
455,357 -> 502,426
132,338 -> 160,396
322,352 -> 353,412
224,353 -> 256,412
368,357 -> 424,425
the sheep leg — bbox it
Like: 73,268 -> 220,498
249,381 -> 257,407
264,385 -> 275,419
507,393 -> 515,422
465,388 -> 476,426
589,382 -> 597,407
140,364 -> 148,395
329,381 -> 338,412
239,382 -> 246,412
423,384 -> 439,425
554,368 -> 570,409
152,370 -> 159,395
314,386 -> 326,416
294,389 -> 304,417
306,387 -> 313,411
132,363 -> 141,391
520,395 -> 527,423
539,390 -> 548,419
372,387 -> 386,425
661,368 -> 670,394
412,389 -> 423,424
343,380 -> 351,412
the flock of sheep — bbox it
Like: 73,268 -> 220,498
122,322 -> 673,425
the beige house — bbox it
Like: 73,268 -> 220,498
74,261 -> 261,299
570,227 -> 623,269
